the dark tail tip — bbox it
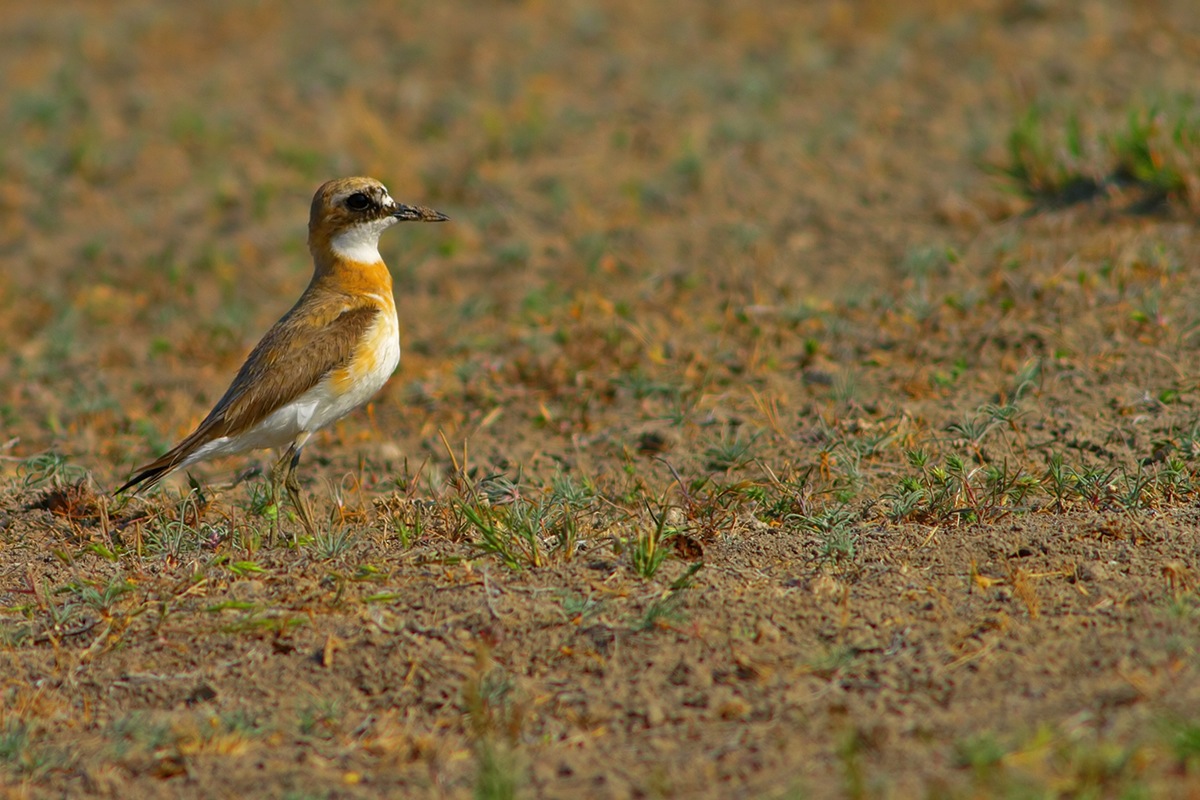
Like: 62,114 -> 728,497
115,465 -> 170,497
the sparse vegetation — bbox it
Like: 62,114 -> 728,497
1,2 -> 1199,798
993,96 -> 1200,210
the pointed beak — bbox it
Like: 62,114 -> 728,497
392,204 -> 449,222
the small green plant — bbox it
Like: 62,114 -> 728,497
245,481 -> 278,523
636,590 -> 687,632
104,713 -> 174,758
704,429 -> 759,472
899,244 -> 956,285
830,370 -> 861,406
0,719 -> 65,778
759,464 -> 815,522
945,413 -> 1002,453
548,469 -> 595,508
613,366 -> 678,400
463,665 -> 524,800
1156,459 -> 1193,502
0,722 -> 32,766
993,96 -> 1200,210
1071,465 -> 1119,510
994,105 -> 1099,205
474,741 -> 519,800
1110,104 -> 1194,198
58,577 -> 135,616
393,504 -> 426,548
459,473 -> 586,569
670,142 -> 704,194
309,525 -> 356,560
557,590 -> 602,622
628,505 -> 673,578
635,564 -> 701,632
297,697 -> 341,739
819,524 -> 857,563
806,644 -> 858,678
1116,466 -> 1153,510
460,499 -> 537,569
142,493 -> 211,557
954,733 -> 1008,777
1169,722 -> 1200,768
882,477 -> 926,522
214,710 -> 270,740
228,560 -> 265,577
18,453 -> 87,489
837,729 -> 867,800
1043,453 -> 1074,511
792,506 -> 858,563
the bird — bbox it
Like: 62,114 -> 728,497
117,176 -> 448,542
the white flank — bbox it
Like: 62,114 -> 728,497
177,306 -> 401,469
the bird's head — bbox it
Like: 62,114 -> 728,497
308,176 -> 448,265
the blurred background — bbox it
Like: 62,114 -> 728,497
0,0 -> 1197,487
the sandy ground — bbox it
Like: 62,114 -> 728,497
2,1 -> 1200,797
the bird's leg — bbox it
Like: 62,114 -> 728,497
283,444 -> 317,540
268,449 -> 291,546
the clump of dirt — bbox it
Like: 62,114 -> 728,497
29,481 -> 102,522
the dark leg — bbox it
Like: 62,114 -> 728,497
283,444 -> 316,538
268,449 -> 289,546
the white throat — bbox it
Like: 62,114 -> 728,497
330,218 -> 396,263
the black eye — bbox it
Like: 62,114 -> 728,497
345,193 -> 371,211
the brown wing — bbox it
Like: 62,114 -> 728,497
118,303 -> 380,493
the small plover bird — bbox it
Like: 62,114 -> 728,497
118,177 -> 448,541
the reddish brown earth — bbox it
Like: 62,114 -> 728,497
2,1 -> 1200,797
